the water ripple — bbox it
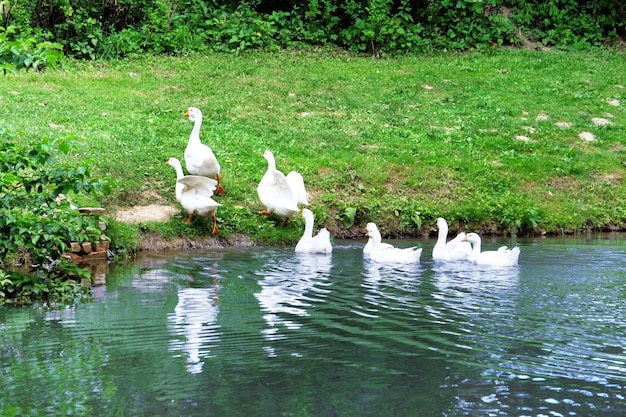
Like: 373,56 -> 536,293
2,237 -> 626,416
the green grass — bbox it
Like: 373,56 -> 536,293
1,48 -> 625,247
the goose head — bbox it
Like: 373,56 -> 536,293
462,232 -> 481,245
365,222 -> 381,240
262,150 -> 277,170
301,208 -> 314,221
184,107 -> 202,122
165,157 -> 182,171
262,149 -> 275,162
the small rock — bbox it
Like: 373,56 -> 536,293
592,117 -> 612,126
579,131 -> 595,142
82,242 -> 93,253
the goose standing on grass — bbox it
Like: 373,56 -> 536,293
184,107 -> 225,195
432,217 -> 472,261
166,157 -> 221,235
462,232 -> 520,266
257,150 -> 309,224
364,222 -> 422,264
295,209 -> 332,254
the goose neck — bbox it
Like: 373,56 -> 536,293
436,224 -> 449,245
303,217 -> 314,239
189,116 -> 202,142
172,163 -> 184,180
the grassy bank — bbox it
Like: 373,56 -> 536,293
1,49 -> 625,248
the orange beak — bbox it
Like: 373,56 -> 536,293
184,110 -> 190,117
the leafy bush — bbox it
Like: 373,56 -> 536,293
336,0 -> 428,53
2,0 -> 624,57
0,25 -> 63,73
425,0 -> 517,50
0,133 -> 112,305
509,0 -> 610,48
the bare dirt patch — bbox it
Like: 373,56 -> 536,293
111,204 -> 179,224
578,131 -> 596,142
591,117 -> 612,126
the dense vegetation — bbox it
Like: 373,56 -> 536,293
1,0 -> 624,59
0,135 -> 112,304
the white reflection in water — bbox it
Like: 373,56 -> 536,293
361,261 -> 422,316
429,260 -> 520,319
168,285 -> 221,374
254,253 -> 332,356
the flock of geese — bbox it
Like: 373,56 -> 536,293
167,107 -> 521,267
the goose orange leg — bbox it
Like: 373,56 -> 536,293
185,213 -> 194,224
212,214 -> 219,235
215,173 -> 225,195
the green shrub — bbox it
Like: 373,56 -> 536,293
0,133 -> 113,305
425,0 -> 516,50
2,0 -> 625,57
509,0 -> 625,48
0,25 -> 62,73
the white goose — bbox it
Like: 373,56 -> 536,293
184,107 -> 224,195
363,235 -> 393,257
462,232 -> 520,266
295,209 -> 332,254
432,217 -> 472,261
166,157 -> 221,235
364,222 -> 422,264
257,150 -> 309,223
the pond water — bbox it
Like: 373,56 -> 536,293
1,235 -> 626,416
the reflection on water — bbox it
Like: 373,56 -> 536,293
169,286 -> 221,374
167,252 -> 224,374
361,261 -> 423,316
254,252 -> 332,356
1,236 -> 626,416
430,260 -> 520,319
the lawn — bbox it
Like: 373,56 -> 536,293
1,48 -> 625,247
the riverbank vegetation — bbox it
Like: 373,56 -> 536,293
0,136 -> 111,304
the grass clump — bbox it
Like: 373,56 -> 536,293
1,49 -> 625,250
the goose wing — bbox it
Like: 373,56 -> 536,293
286,171 -> 309,205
